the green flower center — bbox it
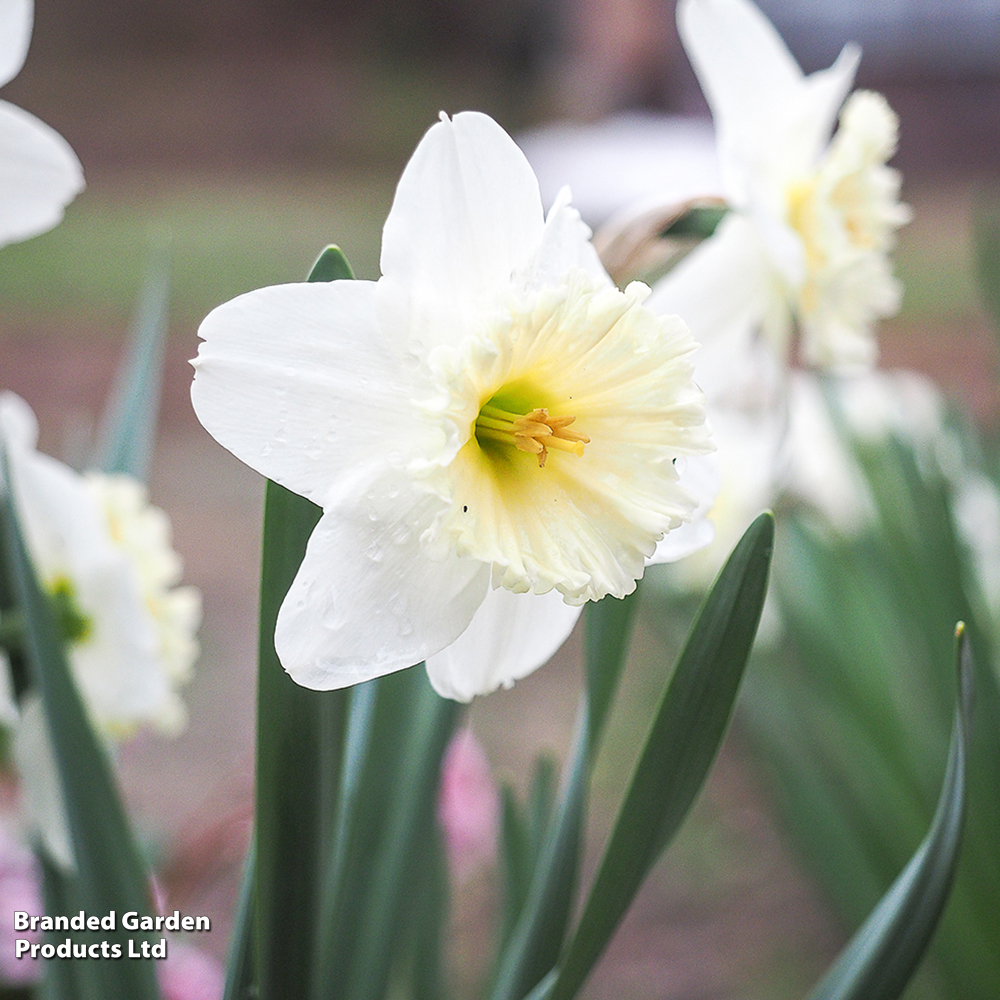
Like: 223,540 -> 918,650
474,382 -> 589,469
49,576 -> 92,644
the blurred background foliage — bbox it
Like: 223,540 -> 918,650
2,1 -> 1000,998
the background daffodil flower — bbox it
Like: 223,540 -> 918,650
0,0 -> 84,248
192,111 -> 715,701
0,392 -> 200,867
650,0 -> 910,374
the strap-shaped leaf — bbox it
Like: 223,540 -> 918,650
498,754 -> 558,950
307,244 -> 356,282
251,248 -> 353,999
489,592 -> 639,1000
334,670 -> 458,1000
806,623 -> 973,1000
547,511 -> 774,1000
0,471 -> 160,999
221,838 -> 255,1000
94,238 -> 171,481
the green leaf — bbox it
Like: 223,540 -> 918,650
489,591 -> 640,1000
498,755 -> 559,950
547,511 -> 774,1000
94,237 -> 171,481
583,592 -> 638,753
660,204 -> 728,240
222,839 -> 255,1000
0,469 -> 160,999
308,244 -> 356,283
253,474 -> 348,1000
251,249 -> 355,999
316,669 -> 458,1000
806,624 -> 973,1000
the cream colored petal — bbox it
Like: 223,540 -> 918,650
13,697 -> 75,871
193,279 -> 441,504
275,468 -> 491,691
520,186 -> 609,290
647,454 -> 720,564
0,652 -> 19,726
379,111 -> 545,353
0,0 -> 31,88
431,277 -> 711,603
425,587 -> 582,702
647,213 -> 772,398
0,100 -> 83,247
678,0 -> 858,197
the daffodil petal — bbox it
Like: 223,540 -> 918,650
648,454 -> 719,564
520,185 -> 609,290
0,100 -> 83,248
794,44 -> 861,167
678,0 -> 803,162
425,586 -> 582,702
0,390 -> 38,450
0,0 -> 32,88
0,652 -> 19,726
678,0 -> 858,197
275,470 -> 491,691
192,280 -> 441,504
13,697 -> 75,871
648,213 -> 773,399
379,111 -> 545,352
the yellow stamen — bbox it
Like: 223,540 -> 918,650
476,404 -> 589,467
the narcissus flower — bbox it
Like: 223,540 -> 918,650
650,0 -> 910,372
0,392 -> 200,866
0,0 -> 84,247
192,111 -> 714,701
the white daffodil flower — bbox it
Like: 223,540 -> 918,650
0,392 -> 200,866
0,0 -> 83,247
650,0 -> 910,373
192,111 -> 715,702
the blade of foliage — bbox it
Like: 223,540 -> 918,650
252,249 -> 355,999
807,625 -> 972,1000
489,715 -> 589,1000
498,754 -> 558,949
547,511 -> 774,1000
308,244 -> 356,282
751,416 -> 1000,1000
222,840 -> 255,1000
38,856 -> 101,999
490,592 -> 640,1000
407,808 -> 450,1000
660,204 -> 728,239
583,590 -> 639,752
94,238 -> 171,481
315,669 -> 458,1000
342,672 -> 457,1000
0,471 -> 160,999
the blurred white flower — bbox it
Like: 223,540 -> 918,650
192,111 -> 715,702
0,0 -> 84,247
782,368 -> 952,532
0,391 -> 200,866
650,0 -> 909,373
